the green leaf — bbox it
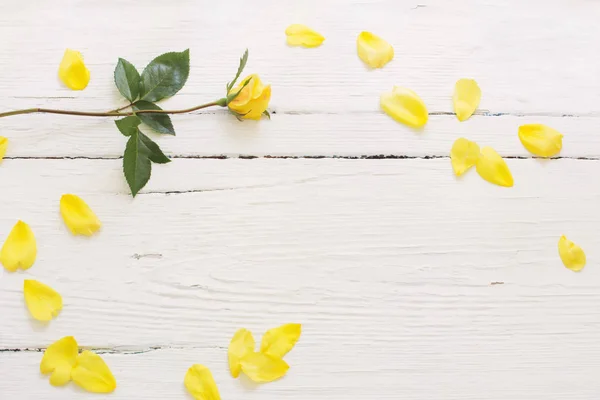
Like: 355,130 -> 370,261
114,58 -> 141,102
132,100 -> 175,135
227,49 -> 249,92
123,131 -> 152,197
262,110 -> 271,119
139,131 -> 171,164
226,77 -> 252,105
115,116 -> 141,136
139,49 -> 190,102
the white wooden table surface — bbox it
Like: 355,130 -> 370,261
2,0 -> 600,399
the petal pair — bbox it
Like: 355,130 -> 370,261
518,124 -> 563,157
450,138 -> 480,176
558,236 -> 586,272
285,24 -> 325,48
380,87 -> 428,128
0,220 -> 36,272
24,280 -> 62,322
357,32 -> 394,68
453,79 -> 481,121
60,194 -> 101,236
0,136 -> 8,161
58,49 -> 90,91
450,139 -> 514,187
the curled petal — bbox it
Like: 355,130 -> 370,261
450,138 -> 480,176
60,194 -> 101,236
260,323 -> 302,358
285,24 -> 325,48
0,136 -> 7,161
380,87 -> 428,128
228,74 -> 271,120
40,336 -> 78,386
0,220 -> 37,272
558,236 -> 586,272
228,328 -> 255,378
71,351 -> 117,393
24,280 -> 63,322
475,147 -> 514,187
184,364 -> 221,400
518,124 -> 563,157
453,79 -> 481,121
357,32 -> 394,68
240,352 -> 289,383
58,49 -> 90,91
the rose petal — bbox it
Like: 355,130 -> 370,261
0,220 -> 37,272
475,146 -> 514,187
58,49 -> 90,91
60,194 -> 101,236
357,31 -> 394,68
24,280 -> 63,322
228,328 -> 255,378
450,138 -> 480,176
0,136 -> 8,162
260,323 -> 302,358
184,364 -> 221,400
558,235 -> 586,272
240,352 -> 289,383
380,87 -> 428,128
40,336 -> 78,386
71,351 -> 117,393
285,24 -> 325,48
518,124 -> 563,157
453,79 -> 481,121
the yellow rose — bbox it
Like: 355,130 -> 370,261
228,74 -> 271,120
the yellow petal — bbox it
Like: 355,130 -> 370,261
475,147 -> 514,187
453,79 -> 481,121
518,124 -> 563,157
71,350 -> 117,393
357,31 -> 394,68
450,138 -> 480,176
184,364 -> 221,400
228,328 -> 255,378
60,194 -> 101,236
58,49 -> 90,91
40,336 -> 78,386
0,136 -> 8,161
260,323 -> 302,358
240,352 -> 289,383
380,87 -> 428,128
23,280 -> 63,322
285,24 -> 325,48
0,220 -> 37,272
558,235 -> 586,272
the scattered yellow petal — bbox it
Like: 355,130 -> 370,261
40,336 -> 78,386
285,24 -> 325,48
260,323 -> 302,358
60,194 -> 101,236
228,328 -> 255,378
0,136 -> 8,161
184,364 -> 221,400
71,350 -> 117,393
240,352 -> 289,383
558,235 -> 586,272
58,49 -> 90,91
0,220 -> 37,272
357,31 -> 394,68
24,280 -> 62,322
450,138 -> 480,176
518,124 -> 563,157
380,87 -> 428,128
453,79 -> 481,121
228,74 -> 271,120
475,147 -> 514,187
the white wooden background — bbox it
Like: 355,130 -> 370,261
1,0 -> 600,399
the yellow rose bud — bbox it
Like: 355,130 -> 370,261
228,74 -> 271,120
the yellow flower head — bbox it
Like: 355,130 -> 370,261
71,350 -> 117,393
558,235 -> 586,272
380,87 -> 428,128
228,328 -> 255,378
0,220 -> 37,272
518,124 -> 563,157
0,136 -> 8,161
228,74 -> 271,120
475,146 -> 514,187
184,364 -> 221,400
453,79 -> 481,122
357,31 -> 394,68
450,138 -> 480,176
285,24 -> 325,48
58,49 -> 90,91
24,280 -> 63,322
60,194 -> 101,236
40,336 -> 78,386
